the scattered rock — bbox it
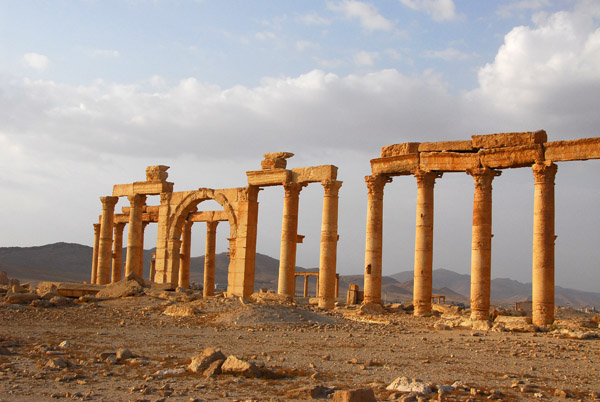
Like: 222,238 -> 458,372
96,279 -> 143,298
471,319 -> 492,331
153,368 -> 186,377
116,348 -> 135,361
31,299 -> 53,308
286,385 -> 336,399
332,388 -> 377,402
163,305 -> 196,317
492,316 -> 536,332
50,295 -> 73,307
203,359 -> 225,378
360,302 -> 384,315
220,355 -> 261,377
45,358 -> 68,370
58,341 -> 70,349
188,348 -> 227,373
6,291 -> 39,304
387,377 -> 432,395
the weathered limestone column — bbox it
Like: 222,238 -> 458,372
335,274 -> 340,298
90,223 -> 100,284
318,180 -> 342,309
111,222 -> 126,283
203,221 -> 219,297
467,168 -> 501,320
150,254 -> 156,282
278,182 -> 303,298
363,175 -> 388,304
138,222 -> 149,277
532,162 -> 558,326
303,275 -> 309,297
413,170 -> 441,316
97,196 -> 119,285
178,220 -> 193,289
125,194 -> 146,278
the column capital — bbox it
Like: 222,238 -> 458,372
127,193 -> 147,205
321,179 -> 342,196
532,162 -> 557,184
93,223 -> 101,234
413,170 -> 442,188
282,182 -> 305,198
100,196 -> 119,209
207,220 -> 219,231
365,175 -> 390,196
467,167 -> 501,190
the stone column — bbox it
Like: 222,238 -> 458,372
125,194 -> 146,278
532,162 -> 558,326
363,175 -> 388,304
90,223 -> 100,284
303,275 -> 309,297
468,168 -> 501,320
278,182 -> 303,298
318,180 -> 342,309
335,274 -> 340,298
111,222 -> 126,283
204,221 -> 219,297
413,170 -> 441,316
150,255 -> 156,283
178,220 -> 193,289
97,196 -> 119,285
138,222 -> 148,277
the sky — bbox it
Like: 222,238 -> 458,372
1,0 -> 599,292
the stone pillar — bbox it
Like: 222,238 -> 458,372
303,275 -> 309,297
363,175 -> 388,304
468,168 -> 501,320
318,180 -> 342,309
532,162 -> 558,326
413,170 -> 441,316
125,194 -> 146,278
90,223 -> 100,284
204,221 -> 219,297
335,274 -> 340,298
278,182 -> 303,298
111,222 -> 126,283
150,255 -> 156,283
97,196 -> 119,285
178,220 -> 193,289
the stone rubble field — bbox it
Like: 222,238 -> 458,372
1,281 -> 600,402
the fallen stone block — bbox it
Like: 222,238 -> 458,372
220,355 -> 261,377
332,388 -> 377,402
96,279 -> 143,298
5,291 -> 39,304
188,348 -> 227,373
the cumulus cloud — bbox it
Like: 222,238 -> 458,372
328,0 -> 395,32
399,0 -> 459,22
354,50 -> 378,65
496,0 -> 551,18
23,53 -> 50,71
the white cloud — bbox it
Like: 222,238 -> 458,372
422,47 -> 472,61
354,50 -> 378,66
496,0 -> 551,18
328,0 -> 395,32
23,53 -> 50,71
399,0 -> 459,22
255,31 -> 277,41
91,49 -> 120,58
296,40 -> 319,52
297,12 -> 330,25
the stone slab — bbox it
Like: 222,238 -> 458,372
479,144 -> 544,169
371,154 -> 419,175
188,210 -> 229,222
37,282 -> 103,298
420,152 -> 480,172
380,142 -> 420,158
418,140 -> 474,152
291,165 -> 337,183
472,130 -> 547,149
246,169 -> 292,186
113,212 -> 159,224
113,181 -> 173,197
544,138 -> 600,162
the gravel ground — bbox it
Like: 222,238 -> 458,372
1,291 -> 599,402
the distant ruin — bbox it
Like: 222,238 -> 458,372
90,154 -> 342,309
364,131 -> 600,325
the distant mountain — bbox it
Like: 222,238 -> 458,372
1,243 -> 599,307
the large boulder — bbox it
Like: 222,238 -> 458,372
188,348 -> 226,373
220,355 -> 261,377
96,279 -> 143,298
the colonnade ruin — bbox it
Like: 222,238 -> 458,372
90,131 -> 600,324
90,153 -> 342,309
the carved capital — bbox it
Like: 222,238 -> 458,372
127,193 -> 147,206
365,175 -> 389,197
145,165 -> 169,182
282,182 -> 304,198
532,162 -> 557,184
207,221 -> 219,232
322,179 -> 342,196
467,167 -> 501,191
100,196 -> 119,210
413,170 -> 442,188
93,223 -> 101,235
160,192 -> 171,204
238,186 -> 259,202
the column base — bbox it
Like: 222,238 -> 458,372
470,309 -> 490,321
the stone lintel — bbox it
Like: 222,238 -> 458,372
113,181 -> 174,197
188,210 -> 229,222
418,140 -> 474,153
371,154 -> 419,175
121,205 -> 160,214
114,212 -> 158,224
291,165 -> 337,183
246,169 -> 292,186
420,152 -> 480,172
472,130 -> 547,149
479,144 -> 544,169
38,282 -> 103,298
380,142 -> 420,158
544,138 -> 600,162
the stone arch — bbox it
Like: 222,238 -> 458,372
167,188 -> 238,242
